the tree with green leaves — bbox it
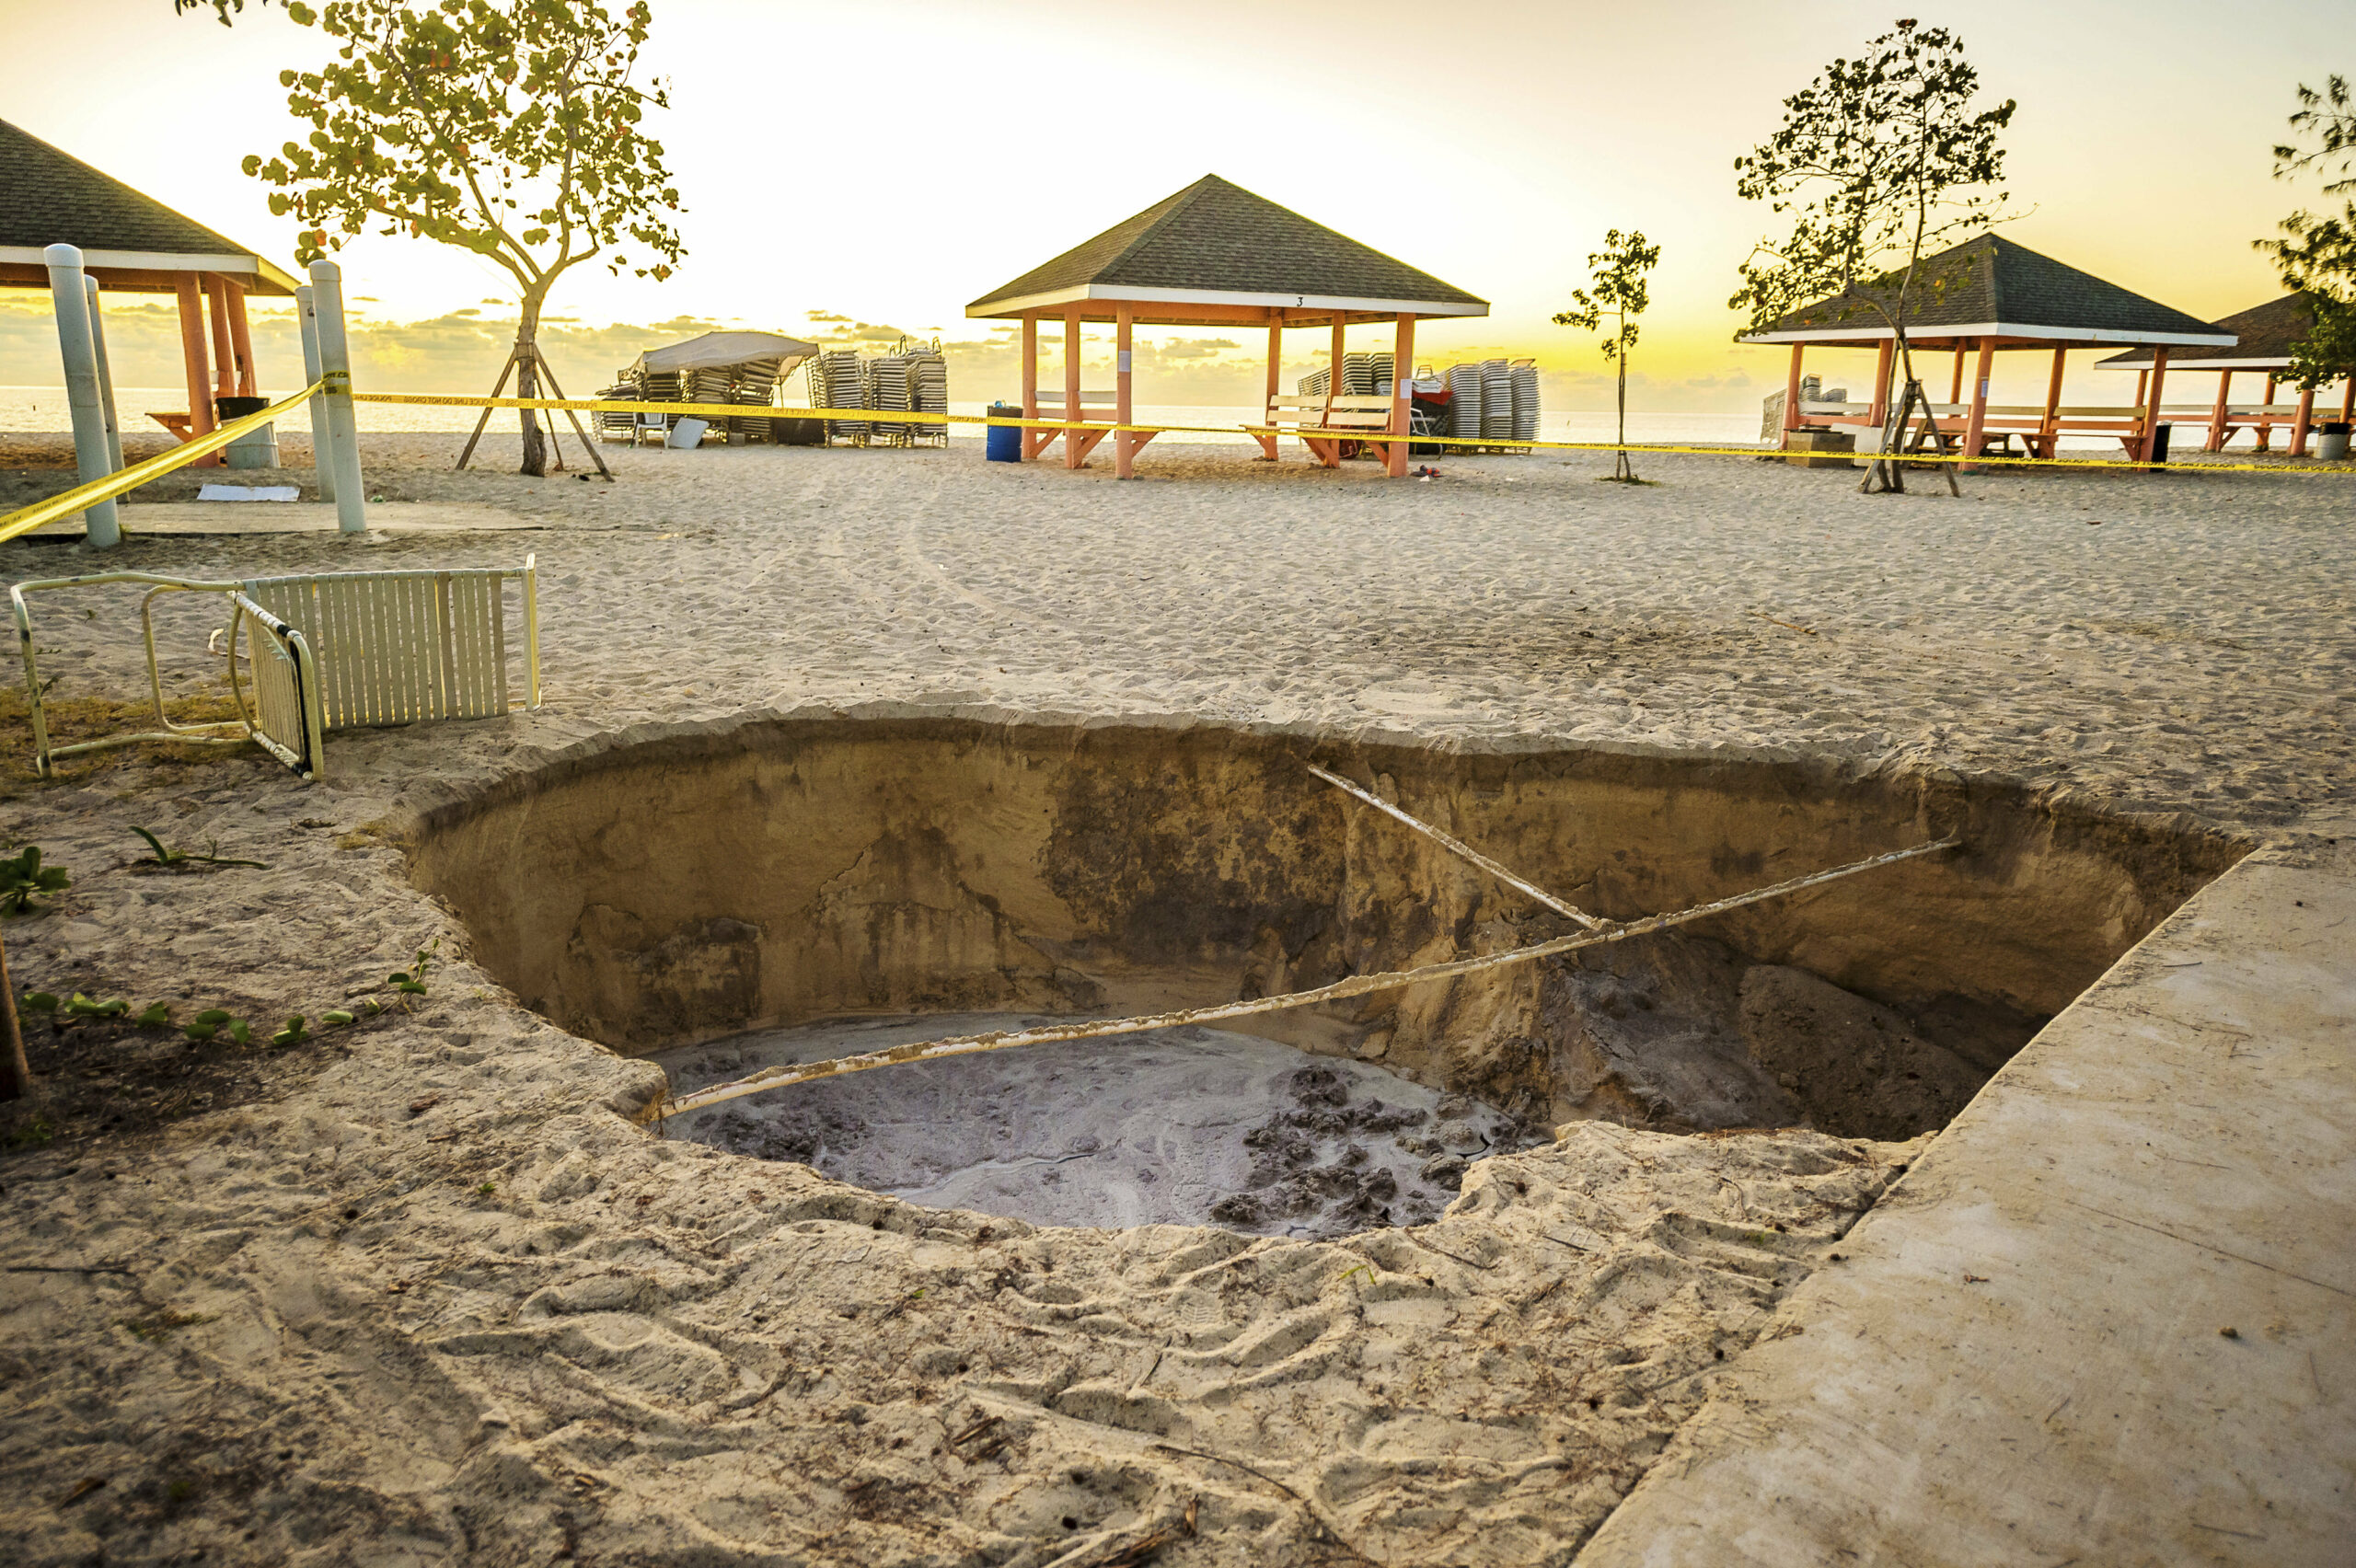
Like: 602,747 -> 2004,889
2258,75 -> 2356,395
233,0 -> 685,477
1731,18 -> 2016,495
1554,230 -> 1661,483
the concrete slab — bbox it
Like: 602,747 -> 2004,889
1576,848 -> 2356,1566
30,501 -> 543,537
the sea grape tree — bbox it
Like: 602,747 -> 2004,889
240,0 -> 686,475
2259,75 -> 2356,394
1730,18 -> 2015,493
1554,229 -> 1661,483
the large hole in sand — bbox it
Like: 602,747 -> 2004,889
410,716 -> 2244,1236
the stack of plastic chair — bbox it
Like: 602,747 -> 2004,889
595,380 -> 638,443
1510,359 -> 1540,444
1481,359 -> 1515,443
1447,363 -> 1484,440
1298,366 -> 1332,398
907,351 -> 949,445
808,352 -> 867,444
865,354 -> 914,448
729,356 -> 782,442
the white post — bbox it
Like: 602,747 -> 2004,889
294,284 -> 335,502
44,244 -> 120,548
83,276 -> 123,473
307,259 -> 367,534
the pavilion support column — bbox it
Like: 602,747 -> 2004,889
1256,318 -> 1281,460
1063,310 -> 1084,470
1114,306 -> 1137,480
1867,339 -> 1894,430
203,275 -> 237,402
225,282 -> 257,398
1948,346 -> 1966,406
2141,348 -> 2171,464
2038,345 -> 2066,459
1317,317 -> 1345,468
2343,376 -> 2355,423
2206,370 -> 2233,453
2256,374 -> 2278,451
1781,344 -> 1804,444
1387,313 -> 1415,477
1958,338 -> 1993,472
173,272 -> 221,466
1020,317 -> 1044,462
2289,386 -> 2316,456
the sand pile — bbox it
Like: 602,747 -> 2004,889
657,1015 -> 1533,1237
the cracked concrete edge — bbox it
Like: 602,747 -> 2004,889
1569,841 -> 2356,1566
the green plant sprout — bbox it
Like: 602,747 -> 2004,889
2,847 -> 70,914
132,828 -> 270,870
271,1015 -> 310,1049
134,1002 -> 173,1029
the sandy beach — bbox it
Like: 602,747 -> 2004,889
1,432 -> 2350,1564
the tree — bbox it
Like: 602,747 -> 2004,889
2259,76 -> 2356,395
1553,230 -> 1661,483
1730,18 -> 2016,495
240,0 -> 685,477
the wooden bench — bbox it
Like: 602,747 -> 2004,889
1025,389 -> 1119,464
1296,394 -> 1399,467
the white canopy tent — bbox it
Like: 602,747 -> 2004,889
627,330 -> 819,379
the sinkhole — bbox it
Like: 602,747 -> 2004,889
409,715 -> 2245,1236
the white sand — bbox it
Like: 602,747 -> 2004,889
0,431 -> 2349,1563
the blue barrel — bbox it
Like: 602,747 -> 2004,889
986,401 -> 1022,463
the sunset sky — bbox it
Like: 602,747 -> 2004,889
1,0 -> 2341,412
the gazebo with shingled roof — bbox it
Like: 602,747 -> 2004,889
0,117 -> 299,467
1742,234 -> 2234,464
967,175 -> 1487,478
2097,293 -> 2352,456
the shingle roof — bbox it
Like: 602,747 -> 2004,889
0,117 -> 283,273
1748,234 -> 2226,344
2096,293 -> 2324,367
969,175 -> 1485,314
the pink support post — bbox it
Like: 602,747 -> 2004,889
2256,374 -> 2278,452
225,282 -> 257,398
2290,386 -> 2316,456
1387,313 -> 1415,477
1257,317 -> 1281,460
1781,344 -> 1804,443
1063,310 -> 1084,470
1948,347 -> 1966,406
2034,345 -> 2066,458
1114,306 -> 1137,480
2206,370 -> 2234,453
174,273 -> 221,466
1020,316 -> 1040,461
203,276 -> 237,401
1958,339 -> 1993,471
2140,349 -> 2171,463
1867,339 -> 1894,429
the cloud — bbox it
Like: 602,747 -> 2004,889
804,310 -> 851,323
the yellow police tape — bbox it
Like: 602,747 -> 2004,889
355,389 -> 2355,477
0,380 -> 329,545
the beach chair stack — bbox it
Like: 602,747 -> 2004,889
730,356 -> 783,442
808,352 -> 868,444
1447,363 -> 1484,441
1511,360 -> 1540,443
1298,366 -> 1332,399
1480,360 -> 1515,443
595,380 -> 639,443
866,354 -> 916,448
907,350 -> 949,445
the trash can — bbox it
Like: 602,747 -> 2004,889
216,394 -> 278,469
2319,421 -> 2351,461
986,401 -> 1022,463
2148,422 -> 2172,465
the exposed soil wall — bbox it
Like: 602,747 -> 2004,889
407,717 -> 2246,1135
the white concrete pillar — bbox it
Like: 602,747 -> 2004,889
307,259 -> 367,534
44,244 -> 120,548
294,284 -> 335,502
83,276 -> 123,473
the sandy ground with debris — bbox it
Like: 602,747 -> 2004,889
0,432 -> 2349,1565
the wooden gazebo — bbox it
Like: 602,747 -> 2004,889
1743,235 -> 2234,464
2097,293 -> 2352,456
967,175 -> 1487,478
0,118 -> 299,466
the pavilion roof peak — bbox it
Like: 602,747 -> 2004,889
968,174 -> 1486,317
1742,233 -> 2230,348
0,117 -> 296,294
